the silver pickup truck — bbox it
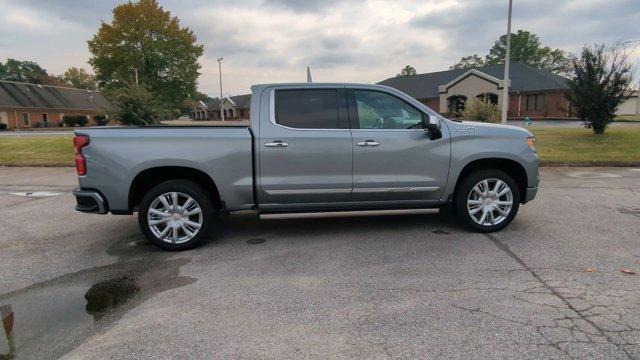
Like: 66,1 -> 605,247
73,83 -> 538,250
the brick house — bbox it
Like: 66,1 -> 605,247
0,80 -> 117,129
192,94 -> 251,120
378,62 -> 574,120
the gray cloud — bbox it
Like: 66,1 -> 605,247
1,0 -> 638,96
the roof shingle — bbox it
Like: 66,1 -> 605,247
0,80 -> 117,111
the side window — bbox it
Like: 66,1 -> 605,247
354,90 -> 423,129
275,89 -> 339,129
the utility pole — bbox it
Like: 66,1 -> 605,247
217,58 -> 224,121
501,0 -> 513,124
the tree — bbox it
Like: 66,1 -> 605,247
450,30 -> 571,75
62,67 -> 97,89
397,65 -> 417,76
565,44 -> 633,134
107,84 -> 164,125
88,0 -> 204,112
450,54 -> 485,70
485,30 -> 571,74
0,59 -> 50,83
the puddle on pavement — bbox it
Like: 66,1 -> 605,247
432,229 -> 450,235
246,238 -> 266,244
0,236 -> 196,360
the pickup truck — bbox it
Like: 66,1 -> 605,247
73,83 -> 539,250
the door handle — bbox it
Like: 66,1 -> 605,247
264,141 -> 288,148
357,140 -> 380,147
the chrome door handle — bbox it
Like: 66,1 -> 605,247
264,141 -> 288,147
357,140 -> 380,147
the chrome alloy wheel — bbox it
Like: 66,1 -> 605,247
147,192 -> 203,244
466,178 -> 513,227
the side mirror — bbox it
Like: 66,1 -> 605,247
423,114 -> 442,140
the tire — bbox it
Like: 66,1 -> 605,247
454,169 -> 520,232
138,180 -> 214,251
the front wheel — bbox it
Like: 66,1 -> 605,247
138,180 -> 214,250
454,170 -> 520,232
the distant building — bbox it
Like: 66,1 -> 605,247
616,90 -> 639,116
0,80 -> 117,129
378,62 -> 574,120
192,94 -> 251,120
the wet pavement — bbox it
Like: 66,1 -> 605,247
0,166 -> 639,359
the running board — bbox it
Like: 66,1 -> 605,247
259,208 -> 440,220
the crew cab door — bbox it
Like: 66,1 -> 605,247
347,88 -> 450,203
257,87 -> 352,209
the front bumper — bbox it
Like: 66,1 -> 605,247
523,186 -> 538,203
73,188 -> 108,214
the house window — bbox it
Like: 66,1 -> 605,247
22,113 -> 30,126
526,94 -> 544,111
42,113 -> 48,122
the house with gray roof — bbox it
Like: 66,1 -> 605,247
0,80 -> 117,129
378,62 -> 574,120
193,94 -> 251,120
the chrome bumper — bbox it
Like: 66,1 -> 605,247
73,188 -> 108,214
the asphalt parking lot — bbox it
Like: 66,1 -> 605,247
1,166 -> 639,359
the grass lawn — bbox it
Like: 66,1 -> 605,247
615,114 -> 640,122
530,127 -> 640,166
0,128 -> 639,166
0,136 -> 75,166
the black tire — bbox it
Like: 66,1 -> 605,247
138,180 -> 214,251
454,169 -> 520,232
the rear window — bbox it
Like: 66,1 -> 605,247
275,89 -> 339,129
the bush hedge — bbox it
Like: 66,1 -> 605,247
62,115 -> 89,127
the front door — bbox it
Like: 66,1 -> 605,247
0,112 -> 8,127
348,89 -> 450,204
258,87 -> 352,209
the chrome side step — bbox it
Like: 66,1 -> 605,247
259,208 -> 439,220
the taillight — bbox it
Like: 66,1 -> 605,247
74,135 -> 90,175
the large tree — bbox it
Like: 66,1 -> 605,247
565,44 -> 633,134
0,59 -> 51,84
88,0 -> 204,112
450,30 -> 571,75
61,67 -> 97,90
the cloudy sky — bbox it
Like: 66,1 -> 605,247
1,0 -> 639,95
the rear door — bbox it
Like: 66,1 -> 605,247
348,88 -> 450,204
258,87 -> 352,209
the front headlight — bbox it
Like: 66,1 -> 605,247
526,136 -> 536,152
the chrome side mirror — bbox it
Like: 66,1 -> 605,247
427,114 -> 441,129
424,114 -> 442,140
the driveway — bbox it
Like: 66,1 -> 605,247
0,167 -> 639,359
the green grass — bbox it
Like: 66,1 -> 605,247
615,114 -> 640,122
0,136 -> 75,166
530,127 -> 640,166
0,128 -> 639,166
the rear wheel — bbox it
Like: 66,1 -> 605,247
138,180 -> 214,250
454,170 -> 520,232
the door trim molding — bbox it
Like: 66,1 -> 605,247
265,188 -> 351,195
265,186 -> 439,196
353,186 -> 439,193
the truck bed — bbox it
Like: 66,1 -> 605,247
75,127 -> 255,212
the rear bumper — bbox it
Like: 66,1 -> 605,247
73,188 -> 108,214
523,186 -> 538,203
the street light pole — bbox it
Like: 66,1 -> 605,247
217,58 -> 224,122
501,0 -> 513,124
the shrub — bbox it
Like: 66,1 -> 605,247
94,115 -> 108,126
62,115 -> 90,127
0,123 -> 8,131
461,97 -> 500,122
565,43 -> 634,134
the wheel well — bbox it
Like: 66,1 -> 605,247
129,166 -> 221,211
454,158 -> 528,203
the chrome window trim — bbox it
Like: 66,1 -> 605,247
265,188 -> 351,195
269,88 -> 348,131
